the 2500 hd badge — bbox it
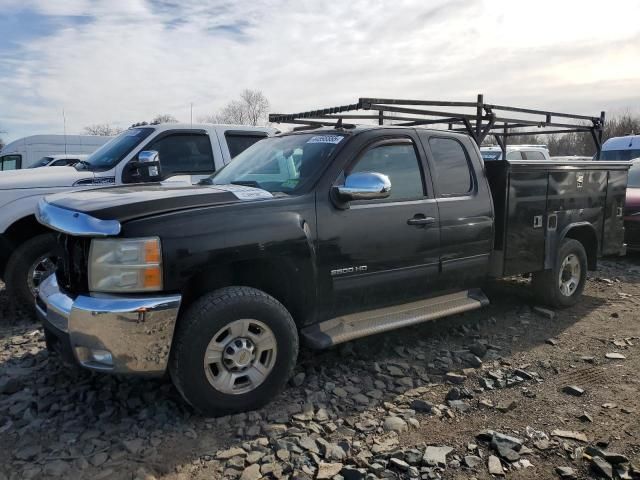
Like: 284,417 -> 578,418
331,265 -> 368,276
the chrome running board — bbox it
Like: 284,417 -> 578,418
302,289 -> 489,349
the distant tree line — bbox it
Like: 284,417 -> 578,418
81,89 -> 270,136
492,112 -> 640,156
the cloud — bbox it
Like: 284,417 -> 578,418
1,0 -> 639,141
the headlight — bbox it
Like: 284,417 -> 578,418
88,237 -> 162,292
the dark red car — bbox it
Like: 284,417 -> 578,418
625,159 -> 640,250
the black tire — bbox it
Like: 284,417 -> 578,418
170,286 -> 298,416
532,238 -> 588,308
5,233 -> 58,317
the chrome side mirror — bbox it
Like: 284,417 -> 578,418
335,171 -> 391,201
129,150 -> 162,182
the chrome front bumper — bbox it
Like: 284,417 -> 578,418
36,274 -> 181,375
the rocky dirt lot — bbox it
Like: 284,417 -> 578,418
1,257 -> 639,480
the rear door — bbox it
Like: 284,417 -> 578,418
317,131 -> 441,317
418,133 -> 493,289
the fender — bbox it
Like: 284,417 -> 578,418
121,196 -> 319,324
544,220 -> 598,270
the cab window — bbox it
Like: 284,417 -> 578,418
147,133 -> 215,177
349,141 -> 425,202
225,132 -> 268,158
524,150 -> 546,160
428,137 -> 473,196
1,155 -> 21,170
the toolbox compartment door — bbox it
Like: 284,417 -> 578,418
503,170 -> 548,276
602,169 -> 627,255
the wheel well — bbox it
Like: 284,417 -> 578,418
0,215 -> 51,276
564,225 -> 597,270
180,259 -> 311,326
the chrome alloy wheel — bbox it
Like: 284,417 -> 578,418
203,319 -> 277,395
558,253 -> 581,297
28,255 -> 57,296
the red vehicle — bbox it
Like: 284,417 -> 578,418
625,159 -> 640,250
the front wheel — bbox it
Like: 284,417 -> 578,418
532,238 -> 588,308
170,286 -> 299,416
4,233 -> 58,318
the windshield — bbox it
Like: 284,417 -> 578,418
629,164 -> 640,188
481,151 -> 502,161
601,149 -> 640,161
30,156 -> 54,168
210,133 -> 346,194
77,128 -> 154,171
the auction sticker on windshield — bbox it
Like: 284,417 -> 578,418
307,135 -> 344,144
215,184 -> 273,200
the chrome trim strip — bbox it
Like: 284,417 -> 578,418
36,198 -> 121,237
37,274 -> 72,332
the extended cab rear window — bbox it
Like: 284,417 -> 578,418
429,138 -> 473,196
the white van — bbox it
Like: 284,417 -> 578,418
0,135 -> 112,170
600,135 -> 640,161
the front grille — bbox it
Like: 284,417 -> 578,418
56,234 -> 90,297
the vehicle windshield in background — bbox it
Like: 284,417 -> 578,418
30,157 -> 54,168
76,128 -> 154,172
628,164 -> 640,188
481,151 -> 502,161
210,133 -> 346,194
600,149 -> 640,161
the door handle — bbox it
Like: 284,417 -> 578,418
407,215 -> 436,227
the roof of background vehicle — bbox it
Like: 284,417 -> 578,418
139,123 -> 277,134
1,134 -> 111,154
481,145 -> 549,151
47,154 -> 89,160
602,135 -> 640,150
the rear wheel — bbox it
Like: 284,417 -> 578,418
170,286 -> 298,416
532,238 -> 587,308
5,234 -> 57,318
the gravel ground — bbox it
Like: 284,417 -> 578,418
1,257 -> 639,480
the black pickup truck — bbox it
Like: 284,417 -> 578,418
35,98 -> 629,415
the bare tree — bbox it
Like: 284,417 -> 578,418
545,112 -> 640,156
240,89 -> 269,126
151,114 -> 179,124
84,123 -> 123,136
204,89 -> 270,126
482,111 -> 640,156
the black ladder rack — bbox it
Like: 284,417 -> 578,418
268,94 -> 606,158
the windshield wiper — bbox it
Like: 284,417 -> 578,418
230,180 -> 261,188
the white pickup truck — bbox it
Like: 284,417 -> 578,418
0,123 -> 274,313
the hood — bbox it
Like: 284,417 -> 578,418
44,183 -> 274,222
0,166 -> 94,190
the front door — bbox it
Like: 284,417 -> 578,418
123,130 -> 216,184
317,133 -> 441,319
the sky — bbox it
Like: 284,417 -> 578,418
0,0 -> 639,142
